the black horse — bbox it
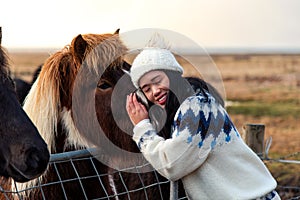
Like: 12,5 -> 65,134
0,27 -> 49,182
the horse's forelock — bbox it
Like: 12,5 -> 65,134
81,34 -> 128,76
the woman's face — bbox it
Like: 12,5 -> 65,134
139,70 -> 170,108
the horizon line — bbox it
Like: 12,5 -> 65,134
6,46 -> 300,55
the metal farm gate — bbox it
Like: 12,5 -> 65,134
0,148 -> 187,200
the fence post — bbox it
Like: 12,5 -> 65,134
170,181 -> 178,200
242,124 -> 265,158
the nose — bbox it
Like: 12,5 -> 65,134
25,146 -> 50,176
152,85 -> 161,97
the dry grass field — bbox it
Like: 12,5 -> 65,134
7,50 -> 300,199
211,54 -> 300,153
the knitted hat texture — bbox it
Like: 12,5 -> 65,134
130,33 -> 183,88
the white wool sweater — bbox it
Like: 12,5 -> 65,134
133,93 -> 278,200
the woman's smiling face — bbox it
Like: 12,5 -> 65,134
139,70 -> 170,108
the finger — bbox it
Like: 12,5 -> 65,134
127,93 -> 135,105
140,104 -> 148,113
126,95 -> 131,108
132,94 -> 147,112
129,93 -> 136,105
132,93 -> 140,107
126,94 -> 135,112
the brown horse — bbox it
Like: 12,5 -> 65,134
14,30 -> 172,199
0,27 -> 49,194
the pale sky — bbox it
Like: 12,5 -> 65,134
1,0 -> 300,51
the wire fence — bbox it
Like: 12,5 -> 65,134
0,143 -> 299,199
263,157 -> 300,200
260,137 -> 300,200
0,149 -> 187,200
263,156 -> 300,200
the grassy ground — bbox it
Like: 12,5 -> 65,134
7,50 -> 300,199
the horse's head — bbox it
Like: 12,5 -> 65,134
0,39 -> 49,182
24,29 -> 136,154
71,29 -> 138,152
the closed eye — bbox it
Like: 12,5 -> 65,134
142,86 -> 150,93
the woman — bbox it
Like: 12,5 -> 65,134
126,34 -> 280,200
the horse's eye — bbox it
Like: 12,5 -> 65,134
97,82 -> 112,90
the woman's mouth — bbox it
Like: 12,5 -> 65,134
157,94 -> 167,106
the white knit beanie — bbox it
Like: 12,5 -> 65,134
130,33 -> 184,88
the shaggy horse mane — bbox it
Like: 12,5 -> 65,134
23,31 -> 128,152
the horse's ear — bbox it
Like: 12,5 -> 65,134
72,34 -> 88,63
0,27 -> 2,45
114,28 -> 120,35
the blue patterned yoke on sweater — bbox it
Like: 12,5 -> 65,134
137,92 -> 240,152
173,93 -> 240,150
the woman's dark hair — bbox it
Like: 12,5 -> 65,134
148,70 -> 224,139
185,76 -> 225,107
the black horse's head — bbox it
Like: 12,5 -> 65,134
0,32 -> 49,182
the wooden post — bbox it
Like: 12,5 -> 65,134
242,124 -> 265,158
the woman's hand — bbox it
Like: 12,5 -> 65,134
126,93 -> 149,125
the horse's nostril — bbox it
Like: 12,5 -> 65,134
26,148 -> 49,172
27,151 -> 39,169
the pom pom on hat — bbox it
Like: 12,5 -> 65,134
130,33 -> 183,88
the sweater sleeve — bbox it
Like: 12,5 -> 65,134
132,95 -> 214,181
